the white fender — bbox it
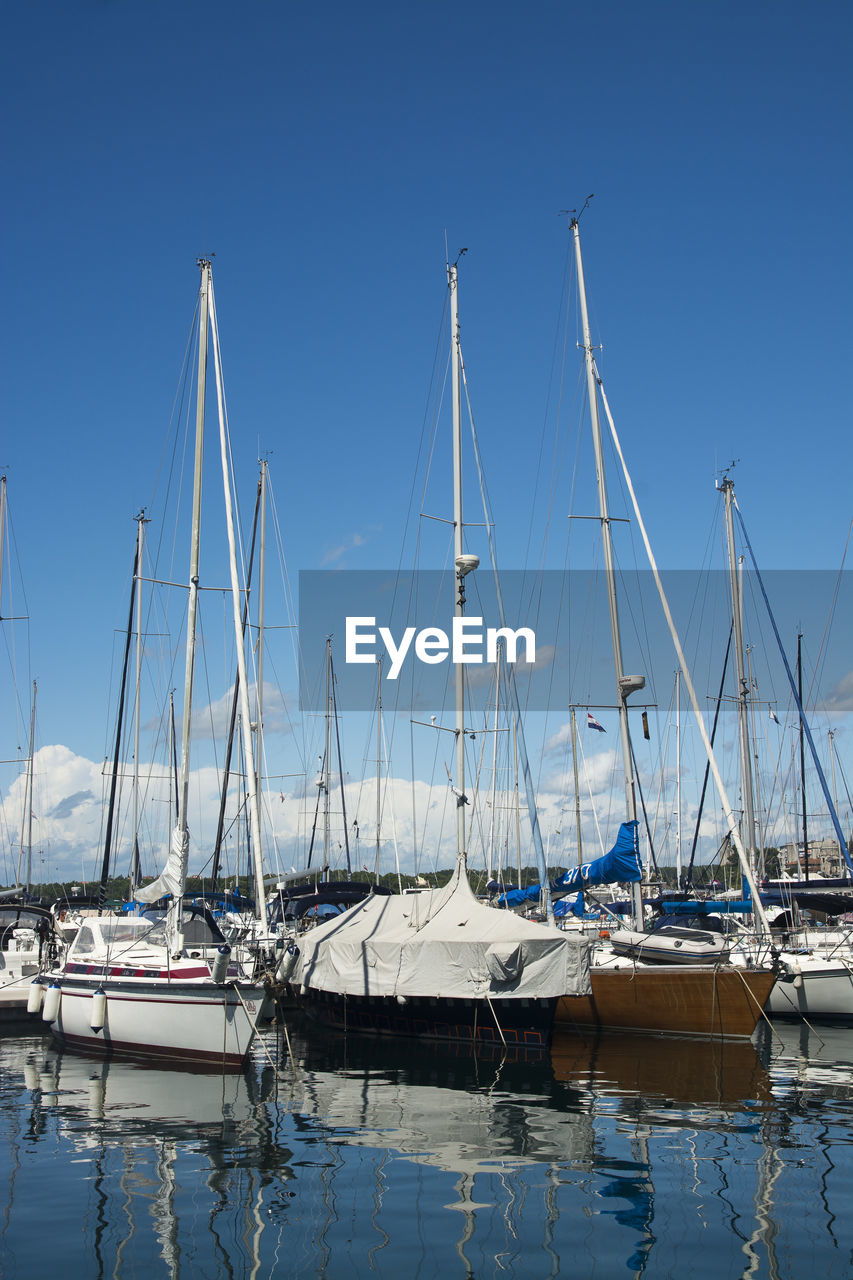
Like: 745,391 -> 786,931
42,982 -> 61,1024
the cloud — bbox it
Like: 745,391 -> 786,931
192,681 -> 295,742
321,530 -> 370,567
819,670 -> 853,715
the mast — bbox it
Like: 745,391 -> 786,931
131,512 -> 146,897
98,541 -> 140,911
376,657 -> 382,875
256,458 -> 267,798
0,475 -> 6,620
797,633 -> 809,883
330,648 -> 351,871
167,259 -> 210,943
571,217 -> 645,927
210,474 -> 262,887
721,477 -> 758,882
487,654 -> 500,881
448,260 -> 478,870
675,671 -> 682,886
746,644 -> 767,877
136,262 -> 210,930
323,636 -> 332,869
16,682 -> 36,893
571,706 -> 583,868
169,691 -> 178,824
207,270 -> 267,925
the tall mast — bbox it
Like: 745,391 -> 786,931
746,644 -> 767,877
99,541 -> 140,911
721,477 -> 757,881
0,475 -> 6,620
175,259 -> 210,886
376,657 -> 382,874
571,706 -> 583,868
207,271 -> 267,924
323,636 -> 332,868
131,512 -> 146,895
448,260 -> 477,870
487,654 -> 500,881
797,633 -> 809,883
255,458 -> 267,798
675,671 -> 682,886
829,728 -> 840,831
571,218 -> 644,926
17,681 -> 36,892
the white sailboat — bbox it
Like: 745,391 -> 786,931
36,260 -> 269,1067
717,479 -> 853,1019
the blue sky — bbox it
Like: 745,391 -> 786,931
1,1 -> 851,880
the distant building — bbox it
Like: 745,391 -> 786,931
781,837 -> 844,878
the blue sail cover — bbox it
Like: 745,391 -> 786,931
499,883 -> 545,908
555,821 -> 641,890
497,821 -> 641,908
553,892 -> 586,918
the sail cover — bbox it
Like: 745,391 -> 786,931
555,821 -> 642,891
295,864 -> 591,1001
497,821 -> 642,908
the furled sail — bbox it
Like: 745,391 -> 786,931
134,825 -> 189,903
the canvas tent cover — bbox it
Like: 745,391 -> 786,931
295,866 -> 591,1001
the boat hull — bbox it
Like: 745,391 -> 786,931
767,957 -> 853,1020
296,988 -> 558,1049
556,965 -> 776,1040
46,973 -> 265,1068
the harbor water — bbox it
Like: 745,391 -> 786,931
0,1017 -> 851,1278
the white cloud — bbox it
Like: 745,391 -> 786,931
321,530 -> 372,567
192,681 -> 295,742
819,670 -> 853,715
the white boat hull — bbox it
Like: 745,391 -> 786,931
47,972 -> 266,1068
767,955 -> 853,1020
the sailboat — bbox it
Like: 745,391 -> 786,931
714,481 -> 853,1019
35,260 -> 269,1067
290,259 -> 592,1049
552,218 -> 776,1038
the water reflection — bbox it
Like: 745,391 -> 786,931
4,1031 -> 292,1279
0,1021 -> 851,1278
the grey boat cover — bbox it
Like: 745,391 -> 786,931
295,863 -> 591,1000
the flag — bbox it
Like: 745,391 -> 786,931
769,708 -> 780,725
587,711 -> 606,732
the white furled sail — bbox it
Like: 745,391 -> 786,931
135,826 -> 189,904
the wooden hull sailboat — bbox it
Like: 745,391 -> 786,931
549,217 -> 778,1040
